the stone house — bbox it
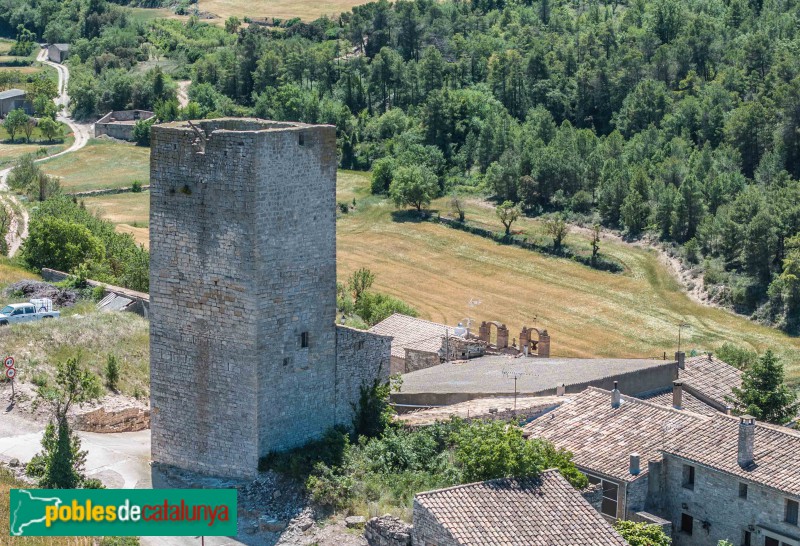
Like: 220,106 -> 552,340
95,110 -> 155,141
525,384 -> 800,546
369,314 -> 485,374
654,416 -> 800,546
411,470 -> 629,545
0,89 -> 32,117
47,43 -> 70,63
524,386 -> 705,524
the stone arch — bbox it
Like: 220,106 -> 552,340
478,321 -> 509,349
519,326 -> 551,357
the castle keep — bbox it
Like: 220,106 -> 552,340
149,119 -> 390,478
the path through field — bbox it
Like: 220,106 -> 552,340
0,48 -> 93,256
177,80 -> 190,108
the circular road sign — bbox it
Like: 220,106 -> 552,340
3,356 -> 13,368
5,367 -> 15,379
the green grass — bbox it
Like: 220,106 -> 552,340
0,124 -> 73,169
3,309 -> 150,399
40,139 -> 150,192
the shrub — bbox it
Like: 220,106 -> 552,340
370,157 -> 395,194
613,520 -> 671,546
105,354 -> 120,392
130,180 -> 143,193
355,291 -> 417,326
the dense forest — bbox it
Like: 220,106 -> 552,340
0,0 -> 798,331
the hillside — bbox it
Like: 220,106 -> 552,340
337,171 -> 800,380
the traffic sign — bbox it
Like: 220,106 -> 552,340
5,367 -> 15,379
3,356 -> 14,368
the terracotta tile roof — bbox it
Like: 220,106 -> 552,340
639,389 -> 720,416
415,470 -> 629,546
664,414 -> 800,496
679,355 -> 742,407
369,313 -> 449,359
524,388 -> 709,482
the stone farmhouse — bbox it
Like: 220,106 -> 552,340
95,109 -> 155,141
47,43 -> 70,63
412,471 -> 629,546
0,89 -> 32,117
149,119 -> 391,479
524,386 -> 800,546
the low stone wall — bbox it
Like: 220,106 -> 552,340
69,186 -> 150,198
364,515 -> 412,546
403,348 -> 440,373
41,268 -> 149,318
74,405 -> 150,433
95,110 -> 155,141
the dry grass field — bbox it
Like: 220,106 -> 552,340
82,191 -> 150,247
67,162 -> 800,380
336,171 -> 800,381
40,139 -> 150,192
197,0 -> 372,22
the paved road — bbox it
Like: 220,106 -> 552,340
0,48 -> 94,256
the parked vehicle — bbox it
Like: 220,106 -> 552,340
0,298 -> 60,325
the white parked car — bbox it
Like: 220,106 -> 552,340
0,298 -> 60,325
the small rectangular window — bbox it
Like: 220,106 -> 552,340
681,513 -> 693,535
743,530 -> 751,546
765,538 -> 779,546
300,332 -> 309,348
739,482 -> 748,499
298,132 -> 305,146
683,464 -> 695,490
786,499 -> 799,525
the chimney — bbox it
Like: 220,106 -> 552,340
725,405 -> 732,415
675,351 -> 686,370
556,384 -> 566,396
707,352 -> 713,362
630,453 -> 641,476
737,415 -> 755,468
672,380 -> 683,409
611,381 -> 621,409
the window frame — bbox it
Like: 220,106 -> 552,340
683,464 -> 696,490
300,331 -> 309,348
739,482 -> 748,500
786,498 -> 800,526
681,513 -> 693,535
585,473 -> 619,519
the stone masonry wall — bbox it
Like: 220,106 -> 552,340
149,119 -> 339,478
660,453 -> 800,546
404,348 -> 440,373
411,500 -> 459,546
364,515 -> 412,546
334,325 -> 391,427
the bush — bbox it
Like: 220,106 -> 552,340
22,217 -> 105,273
105,354 -> 120,392
371,157 -> 395,194
130,180 -> 143,193
613,520 -> 671,546
132,118 -> 156,146
355,291 -> 418,326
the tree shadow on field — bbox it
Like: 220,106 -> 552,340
391,209 -> 438,223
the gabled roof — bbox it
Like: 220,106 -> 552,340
680,354 -> 742,407
368,313 -> 448,359
664,415 -> 800,497
415,470 -> 629,546
524,387 -> 708,482
51,43 -> 70,51
0,89 -> 26,100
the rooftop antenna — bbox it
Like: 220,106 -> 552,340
502,369 -> 527,411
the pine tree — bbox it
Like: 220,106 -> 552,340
728,350 -> 799,425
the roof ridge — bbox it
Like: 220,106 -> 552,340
375,313 -> 451,330
415,475 -> 542,499
581,387 -> 711,420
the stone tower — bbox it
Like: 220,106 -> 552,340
149,119 -> 341,478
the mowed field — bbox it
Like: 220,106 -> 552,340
63,156 -> 800,381
40,139 -> 150,192
83,191 -> 151,248
336,171 -> 800,381
197,0 -> 371,22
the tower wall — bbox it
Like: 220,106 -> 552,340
149,119 -> 338,478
